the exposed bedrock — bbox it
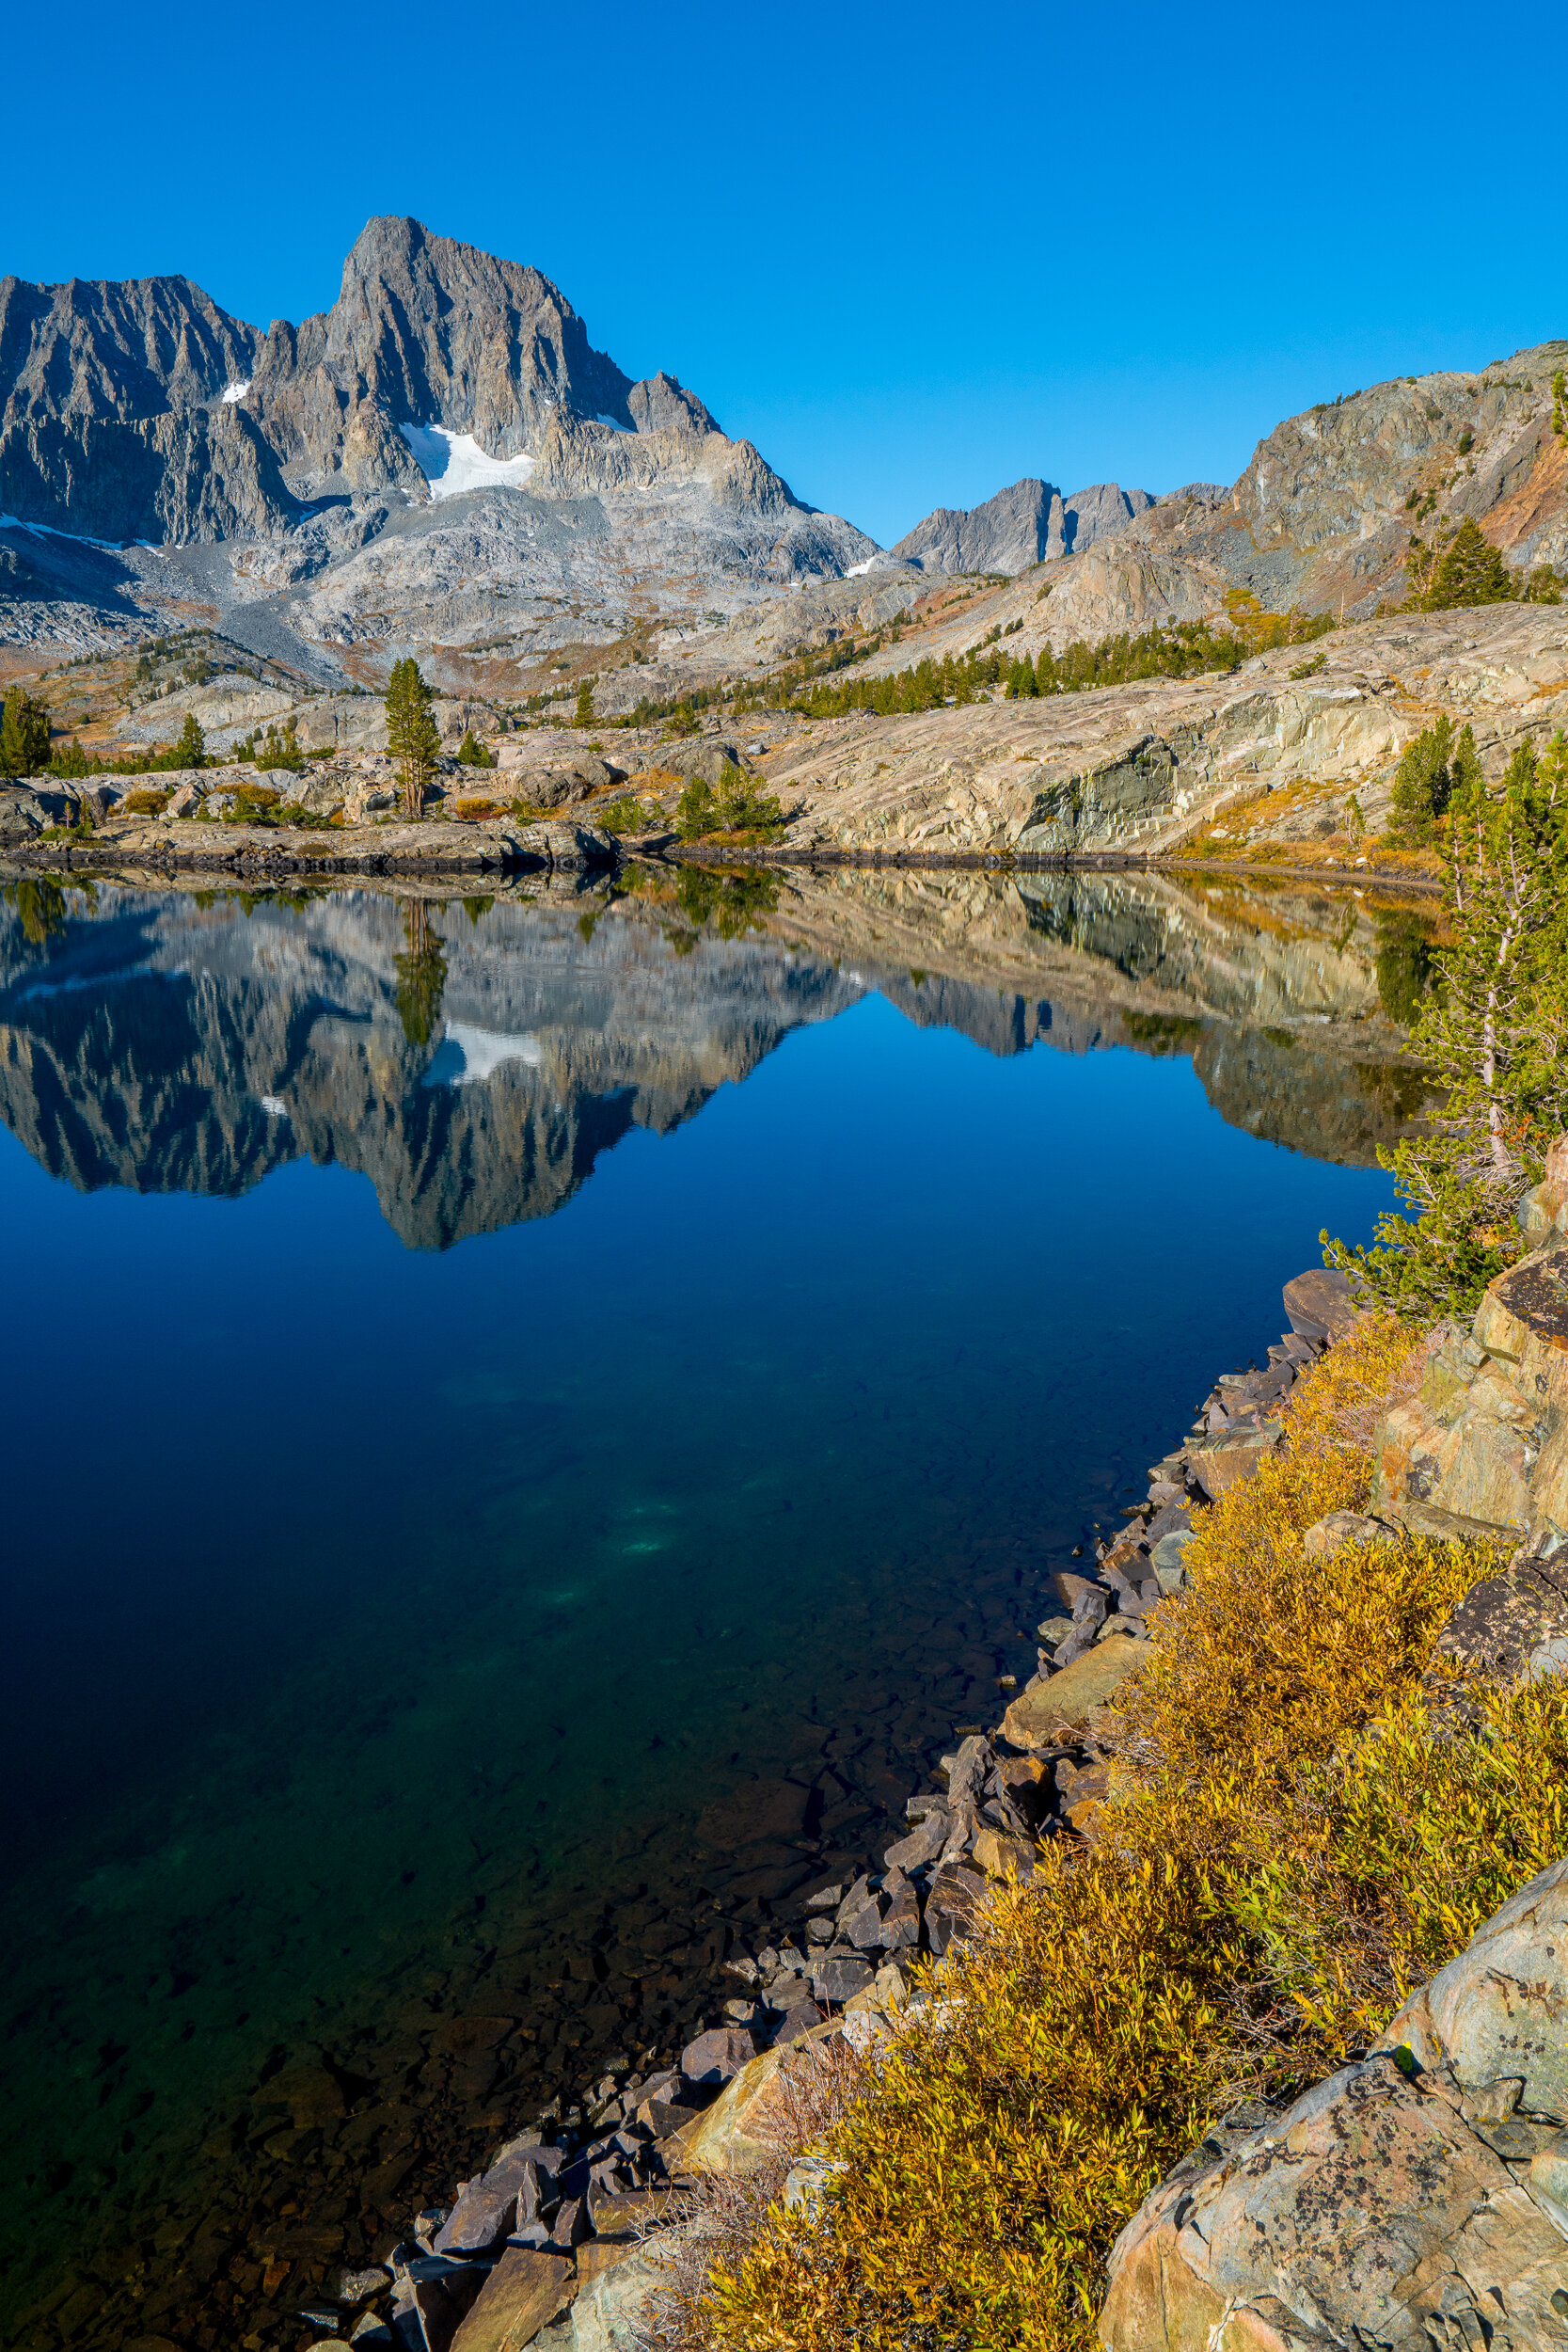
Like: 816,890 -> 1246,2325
1101,1852 -> 1568,2352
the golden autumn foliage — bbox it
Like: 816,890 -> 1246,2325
660,1314 -> 1567,2352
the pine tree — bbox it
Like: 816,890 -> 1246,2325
173,712 -> 207,770
1324,730 -> 1568,1317
1419,517 -> 1514,610
385,659 -> 440,819
574,679 -> 596,729
1389,715 -> 1482,841
0,687 -> 52,777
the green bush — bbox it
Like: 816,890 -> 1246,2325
675,767 -> 784,843
595,792 -> 660,834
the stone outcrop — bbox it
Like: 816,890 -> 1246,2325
1373,1141 -> 1568,1547
749,601 -> 1568,860
1101,1852 -> 1568,2352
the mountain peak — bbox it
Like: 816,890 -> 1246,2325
890,476 -> 1153,576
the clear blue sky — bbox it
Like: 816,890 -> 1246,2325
8,0 -> 1564,548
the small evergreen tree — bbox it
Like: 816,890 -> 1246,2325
385,659 -> 439,819
1324,730 -> 1568,1318
574,679 -> 596,730
49,737 -> 90,777
1389,715 -> 1481,842
0,687 -> 52,777
1418,517 -> 1514,610
456,729 -> 496,768
173,712 -> 207,770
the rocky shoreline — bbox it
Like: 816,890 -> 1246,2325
296,1265 -> 1364,2352
0,819 -> 1445,898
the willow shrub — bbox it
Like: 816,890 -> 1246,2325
680,1315 -> 1564,2352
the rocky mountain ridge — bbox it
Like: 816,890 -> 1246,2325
1,217 -> 1563,739
888,478 -> 1153,575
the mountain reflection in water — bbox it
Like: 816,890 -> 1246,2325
0,865 -> 1430,1248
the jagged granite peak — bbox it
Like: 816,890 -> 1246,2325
626,372 -> 721,437
0,213 -> 877,642
246,215 -> 638,493
890,476 -> 1153,575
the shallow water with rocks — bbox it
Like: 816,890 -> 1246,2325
0,863 -> 1412,2350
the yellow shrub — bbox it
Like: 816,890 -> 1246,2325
682,1315 -> 1554,2352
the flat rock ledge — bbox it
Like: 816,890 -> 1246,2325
4,815 -> 618,877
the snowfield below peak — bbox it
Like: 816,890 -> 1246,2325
398,423 -> 537,500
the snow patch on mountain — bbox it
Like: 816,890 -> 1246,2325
398,423 -> 536,500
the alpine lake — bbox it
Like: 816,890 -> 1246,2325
0,857 -> 1430,2352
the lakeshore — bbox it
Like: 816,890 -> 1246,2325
0,869 -> 1408,2352
322,1264 -> 1361,2352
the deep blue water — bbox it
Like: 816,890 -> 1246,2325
0,871 -> 1402,2349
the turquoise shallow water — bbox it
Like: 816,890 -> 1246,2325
0,871 -> 1405,2349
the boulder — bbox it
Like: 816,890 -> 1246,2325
512,820 -> 618,870
1433,1558 -> 1568,1689
1372,1237 -> 1568,1543
927,1861 -> 988,1956
883,1810 -> 947,1872
393,2261 -> 485,2352
448,2249 -> 574,2352
1001,1641 -> 1147,1749
659,740 -> 752,788
1302,1509 -> 1395,1562
680,2026 -> 754,2090
433,2153 -> 544,2254
770,1997 -> 825,2044
811,1953 -> 874,2003
1187,1428 -> 1279,1501
1282,1265 -> 1359,1343
540,2245 -> 662,2352
165,782 -> 204,818
1100,1852 -> 1568,2352
682,2022 -> 837,2177
972,1824 -> 1036,1881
